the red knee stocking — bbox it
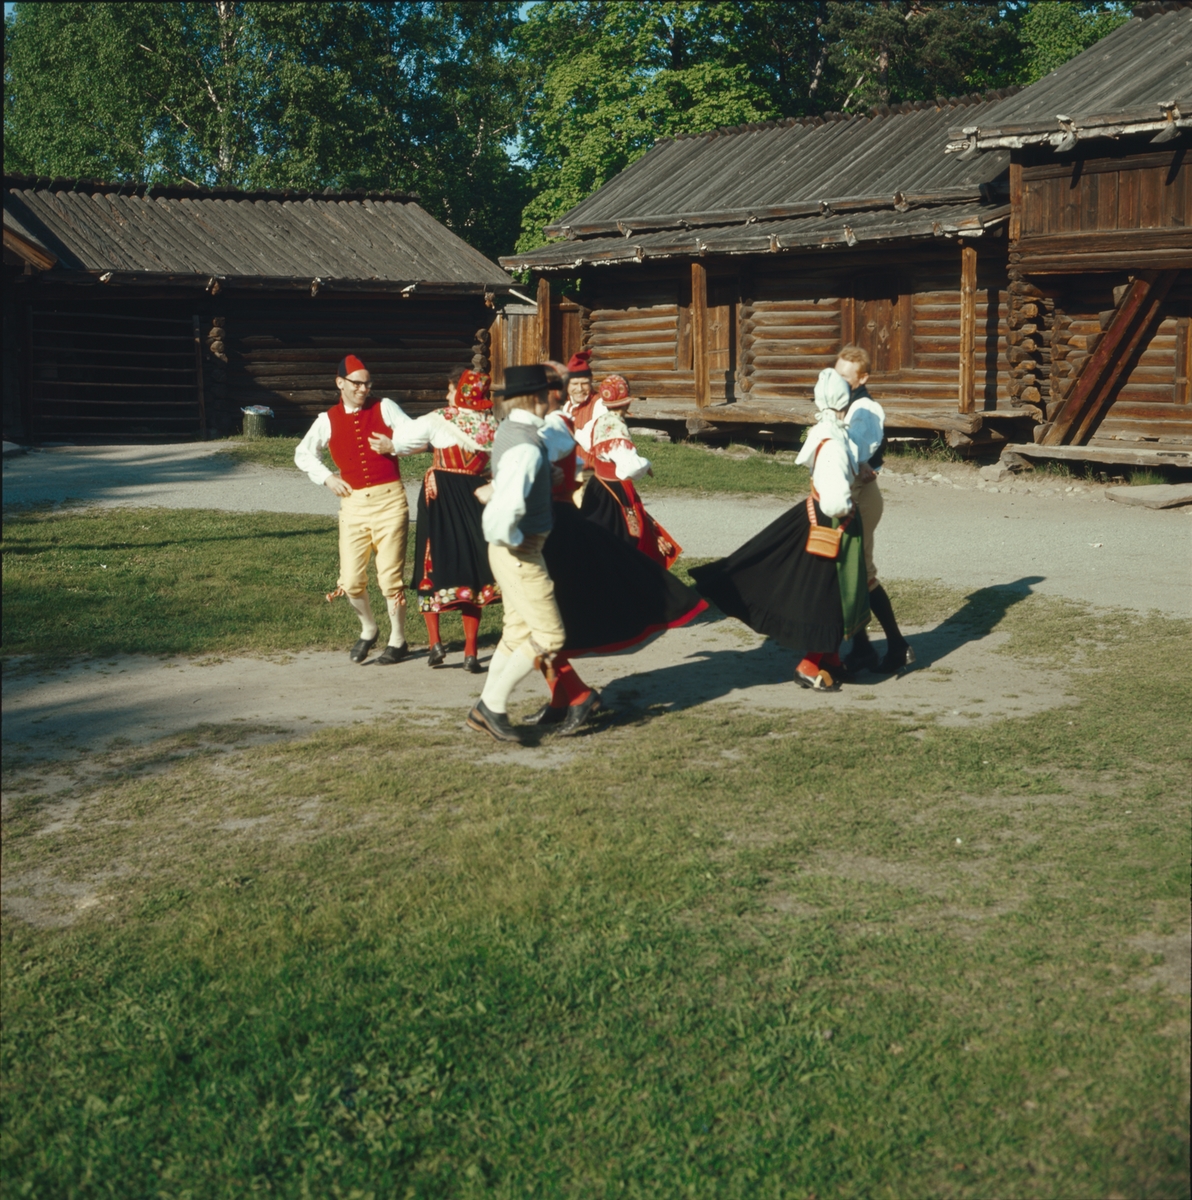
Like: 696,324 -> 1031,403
460,604 -> 481,657
550,654 -> 592,708
422,610 -> 441,646
796,653 -> 823,677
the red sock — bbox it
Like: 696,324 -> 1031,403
423,610 -> 441,646
823,651 -> 842,670
552,656 -> 592,707
797,653 -> 823,677
460,604 -> 481,657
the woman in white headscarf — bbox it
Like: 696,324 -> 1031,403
690,368 -> 870,691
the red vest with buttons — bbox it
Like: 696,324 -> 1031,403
327,399 -> 401,489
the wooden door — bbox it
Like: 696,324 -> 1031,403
853,275 -> 902,376
707,281 -> 736,402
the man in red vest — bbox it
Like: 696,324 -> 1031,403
295,355 -> 415,664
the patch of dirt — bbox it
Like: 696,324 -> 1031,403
1127,931 -> 1192,996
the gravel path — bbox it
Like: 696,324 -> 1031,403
6,442 -> 1189,615
4,442 -> 1188,756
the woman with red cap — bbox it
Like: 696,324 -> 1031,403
572,374 -> 682,568
389,365 -> 500,672
294,354 -> 417,664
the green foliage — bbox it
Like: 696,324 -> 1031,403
1018,1 -> 1131,84
513,2 -> 777,253
2,2 -> 529,260
2,0 -> 1138,260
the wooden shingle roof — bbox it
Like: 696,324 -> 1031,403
946,4 -> 1192,152
4,176 -> 512,293
503,93 -> 1016,270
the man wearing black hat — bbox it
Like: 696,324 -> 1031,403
467,365 -> 600,742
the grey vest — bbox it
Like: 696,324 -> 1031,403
491,416 -> 553,536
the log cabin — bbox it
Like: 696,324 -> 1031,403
946,0 -> 1192,470
502,91 -> 1030,451
2,176 -> 514,442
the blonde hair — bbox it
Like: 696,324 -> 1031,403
836,344 -> 871,374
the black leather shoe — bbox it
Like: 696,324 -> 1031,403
350,634 -> 378,663
556,691 -> 602,737
523,703 -> 566,726
842,638 -> 879,674
375,643 -> 409,665
427,642 -> 447,667
466,701 -> 524,744
873,641 -> 915,675
462,654 -> 484,674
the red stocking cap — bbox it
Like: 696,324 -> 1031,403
338,354 -> 368,377
566,350 -> 592,378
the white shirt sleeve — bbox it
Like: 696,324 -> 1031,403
386,412 -> 434,456
481,442 -> 542,548
294,411 -> 334,487
379,397 -> 416,439
540,411 -> 576,462
812,438 -> 854,519
846,398 -> 885,466
606,442 -> 651,481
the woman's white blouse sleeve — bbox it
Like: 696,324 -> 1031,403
811,439 -> 854,518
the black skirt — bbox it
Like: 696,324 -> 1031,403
689,499 -> 842,655
414,470 -> 499,612
544,503 -> 705,655
580,476 -> 636,547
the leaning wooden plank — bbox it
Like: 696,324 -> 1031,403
1105,484 -> 1192,510
1043,271 -> 1179,446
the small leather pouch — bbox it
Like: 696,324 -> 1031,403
805,495 -> 846,559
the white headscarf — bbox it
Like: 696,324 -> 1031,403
797,368 -> 856,469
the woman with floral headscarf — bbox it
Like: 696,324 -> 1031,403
391,366 -> 500,672
572,373 -> 682,568
690,368 -> 870,691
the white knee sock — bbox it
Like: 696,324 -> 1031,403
348,594 -> 378,639
386,595 -> 406,647
480,645 -> 536,714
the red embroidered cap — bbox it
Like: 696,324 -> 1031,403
598,374 -> 631,408
456,369 -> 492,410
337,354 -> 368,378
566,350 -> 592,378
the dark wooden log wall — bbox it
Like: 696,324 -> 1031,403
224,296 -> 492,433
588,284 -> 694,400
1014,149 -> 1192,274
26,293 -> 203,441
585,247 -> 1012,419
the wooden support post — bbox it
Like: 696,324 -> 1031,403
192,315 -> 207,440
958,243 -> 977,413
537,276 -> 551,362
1008,161 -> 1022,243
692,261 -> 709,408
1042,270 -> 1178,445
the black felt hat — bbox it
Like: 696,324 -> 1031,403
494,364 -> 551,398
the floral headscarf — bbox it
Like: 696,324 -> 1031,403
456,369 -> 492,410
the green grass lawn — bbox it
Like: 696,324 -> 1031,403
218,434 -> 811,498
3,508 -> 1189,1198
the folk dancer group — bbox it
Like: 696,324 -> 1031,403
295,344 -> 911,740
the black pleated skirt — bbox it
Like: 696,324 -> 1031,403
544,503 -> 705,655
580,477 -> 636,546
414,470 -> 499,611
689,500 -> 843,655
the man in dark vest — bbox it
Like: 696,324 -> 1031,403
467,365 -> 601,743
